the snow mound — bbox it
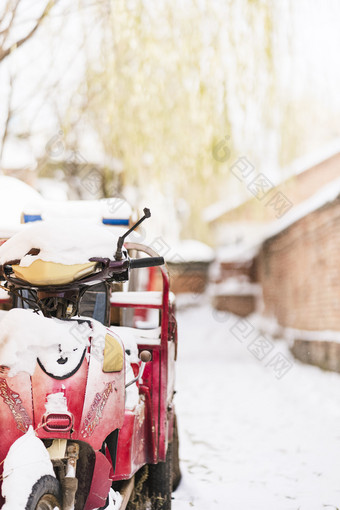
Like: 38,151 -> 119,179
0,219 -> 119,267
1,426 -> 55,510
0,309 -> 91,376
0,176 -> 43,234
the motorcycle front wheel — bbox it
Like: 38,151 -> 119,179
25,475 -> 62,510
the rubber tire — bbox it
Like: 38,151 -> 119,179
148,442 -> 173,510
172,414 -> 181,491
25,475 -> 62,510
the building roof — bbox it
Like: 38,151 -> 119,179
263,176 -> 340,243
203,139 -> 340,225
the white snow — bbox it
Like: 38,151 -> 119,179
95,488 -> 122,510
166,240 -> 214,263
172,304 -> 340,510
0,309 -> 90,376
249,312 -> 285,339
284,327 -> 340,345
216,242 -> 259,263
0,219 -> 119,267
0,176 -> 43,233
45,392 -> 69,414
211,277 -> 261,296
0,175 -> 132,238
109,326 -> 161,350
1,426 -> 56,510
110,291 -> 175,306
0,288 -> 9,301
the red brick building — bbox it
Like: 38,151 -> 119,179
257,179 -> 340,371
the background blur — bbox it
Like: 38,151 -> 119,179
1,0 -> 340,243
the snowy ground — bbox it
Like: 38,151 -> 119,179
172,300 -> 340,510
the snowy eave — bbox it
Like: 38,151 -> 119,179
212,279 -> 261,296
165,239 -> 214,263
285,138 -> 340,178
285,327 -> 340,345
263,176 -> 340,243
216,243 -> 260,263
202,139 -> 340,224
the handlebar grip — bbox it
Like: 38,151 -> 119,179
130,257 -> 164,269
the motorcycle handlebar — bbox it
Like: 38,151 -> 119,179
129,256 -> 164,269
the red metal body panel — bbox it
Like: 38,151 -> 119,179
0,372 -> 34,507
32,339 -> 125,448
112,405 -> 147,480
33,358 -> 88,440
79,352 -> 125,449
83,451 -> 113,510
112,243 -> 177,467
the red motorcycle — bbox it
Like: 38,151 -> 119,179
0,209 -> 180,510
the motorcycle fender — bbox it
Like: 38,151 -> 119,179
83,451 -> 112,510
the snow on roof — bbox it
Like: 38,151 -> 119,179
0,219 -> 119,267
263,176 -> 340,242
202,139 -> 340,225
284,326 -> 340,345
27,198 -> 132,222
216,242 -> 260,263
285,137 -> 340,178
166,239 -> 214,263
0,175 -> 132,238
0,309 -> 91,376
212,278 -> 261,296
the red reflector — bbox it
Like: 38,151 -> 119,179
43,413 -> 73,432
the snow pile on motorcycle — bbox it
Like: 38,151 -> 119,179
0,219 -> 121,268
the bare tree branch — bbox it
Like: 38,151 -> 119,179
0,0 -> 20,46
0,0 -> 59,63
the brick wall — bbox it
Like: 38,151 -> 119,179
258,196 -> 340,330
217,259 -> 257,283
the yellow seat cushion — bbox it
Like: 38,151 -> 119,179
12,259 -> 97,286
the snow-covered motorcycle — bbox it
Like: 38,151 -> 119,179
0,208 -> 180,510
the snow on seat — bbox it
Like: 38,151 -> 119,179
110,291 -> 175,307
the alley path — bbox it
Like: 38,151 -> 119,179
172,303 -> 340,510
